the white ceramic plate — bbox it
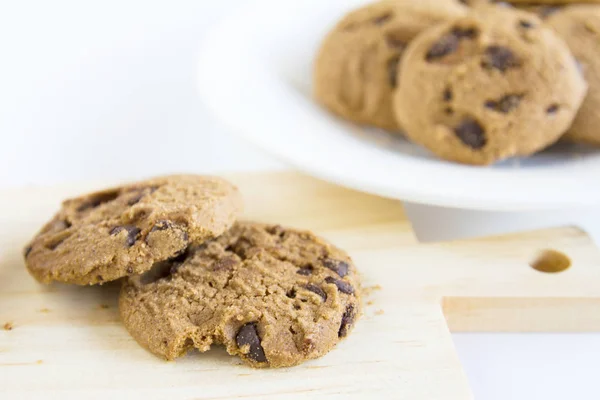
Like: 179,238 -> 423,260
197,0 -> 600,211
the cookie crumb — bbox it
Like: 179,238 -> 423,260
363,285 -> 382,296
39,308 -> 51,313
36,360 -> 43,365
3,322 -> 14,331
99,304 -> 110,309
367,300 -> 374,306
375,309 -> 385,316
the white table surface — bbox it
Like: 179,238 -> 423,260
0,1 -> 598,398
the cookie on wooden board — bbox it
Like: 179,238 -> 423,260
24,175 -> 243,285
119,222 -> 361,368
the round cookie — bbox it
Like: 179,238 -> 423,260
547,5 -> 600,145
313,0 -> 467,132
394,7 -> 587,165
24,175 -> 243,285
119,222 -> 361,368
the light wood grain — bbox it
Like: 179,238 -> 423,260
1,171 -> 599,399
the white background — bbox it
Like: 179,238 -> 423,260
1,1 -> 599,398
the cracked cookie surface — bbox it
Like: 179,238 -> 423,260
313,0 -> 467,132
24,175 -> 242,285
394,6 -> 586,165
119,222 -> 361,368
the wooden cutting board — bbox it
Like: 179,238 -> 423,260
2,171 -> 600,399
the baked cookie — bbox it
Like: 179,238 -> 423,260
119,222 -> 361,368
313,0 -> 467,132
24,175 -> 243,285
547,5 -> 600,145
394,7 -> 586,165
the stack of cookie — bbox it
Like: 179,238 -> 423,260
314,0 -> 600,165
23,175 -> 361,368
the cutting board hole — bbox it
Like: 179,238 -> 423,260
530,250 -> 571,273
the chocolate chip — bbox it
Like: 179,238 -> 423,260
485,94 -> 522,113
325,276 -> 354,295
338,304 -> 356,338
454,119 -> 486,149
387,55 -> 401,88
286,288 -> 296,299
322,258 -> 349,277
443,87 -> 453,102
426,33 -> 459,61
110,225 -> 141,247
24,245 -> 33,258
546,104 -> 559,114
453,27 -> 478,39
297,265 -> 314,276
236,322 -> 267,363
481,46 -> 520,72
373,13 -> 392,26
426,27 -> 477,62
305,284 -> 327,301
519,20 -> 534,29
76,190 -> 120,212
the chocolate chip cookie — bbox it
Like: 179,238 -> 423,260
547,5 -> 600,145
313,0 -> 467,132
24,175 -> 243,285
394,7 -> 587,165
119,222 -> 361,368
